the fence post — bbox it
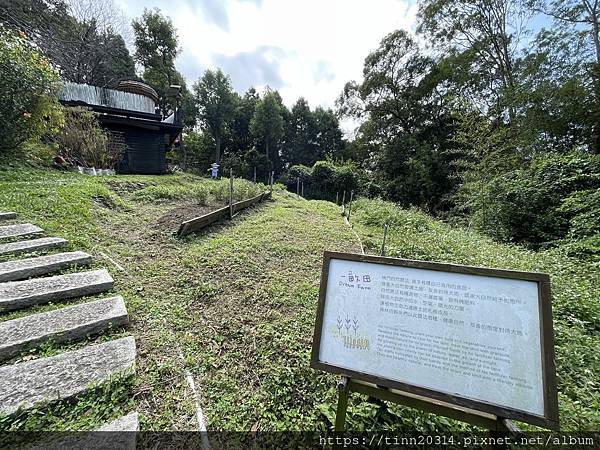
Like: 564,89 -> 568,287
296,177 -> 300,195
270,171 -> 274,195
347,190 -> 354,222
253,166 -> 256,184
229,168 -> 234,219
380,223 -> 389,256
336,191 -> 339,205
301,181 -> 304,198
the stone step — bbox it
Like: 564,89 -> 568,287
29,412 -> 139,449
98,412 -> 139,431
0,296 -> 128,361
0,269 -> 114,312
0,237 -> 67,256
0,336 -> 136,416
0,251 -> 92,282
0,212 -> 17,221
0,223 -> 43,241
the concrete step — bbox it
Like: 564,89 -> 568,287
0,212 -> 17,221
0,223 -> 43,241
29,412 -> 139,449
0,269 -> 114,312
0,251 -> 92,282
0,336 -> 136,416
98,412 -> 139,431
0,237 -> 67,256
0,296 -> 128,361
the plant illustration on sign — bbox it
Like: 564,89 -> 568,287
345,314 -> 351,333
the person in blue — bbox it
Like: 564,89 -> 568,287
208,162 -> 219,179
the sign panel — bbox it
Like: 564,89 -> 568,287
311,252 -> 558,429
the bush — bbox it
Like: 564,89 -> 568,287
558,189 -> 600,257
279,164 -> 312,192
0,26 -> 63,153
458,152 -> 600,247
281,161 -> 361,201
54,108 -> 118,168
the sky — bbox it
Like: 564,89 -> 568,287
114,0 -> 418,113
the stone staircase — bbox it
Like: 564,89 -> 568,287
0,212 -> 138,432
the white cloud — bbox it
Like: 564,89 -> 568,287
115,0 -> 418,114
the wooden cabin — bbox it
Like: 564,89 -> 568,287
58,81 -> 183,174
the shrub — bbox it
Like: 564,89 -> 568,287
279,164 -> 312,192
458,152 -> 600,247
0,26 -> 63,153
281,161 -> 361,201
220,154 -> 250,180
54,107 -> 119,169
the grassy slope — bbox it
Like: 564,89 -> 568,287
0,167 -> 597,433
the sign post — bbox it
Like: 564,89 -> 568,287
311,252 -> 559,432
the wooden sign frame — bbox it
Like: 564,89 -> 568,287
310,251 -> 559,430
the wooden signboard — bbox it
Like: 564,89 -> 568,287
311,252 -> 559,430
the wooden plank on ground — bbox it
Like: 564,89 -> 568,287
177,205 -> 230,236
232,193 -> 264,213
177,191 -> 272,237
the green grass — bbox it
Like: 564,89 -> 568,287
0,167 -> 269,431
0,165 -> 597,433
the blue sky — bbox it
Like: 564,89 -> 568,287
114,0 -> 418,111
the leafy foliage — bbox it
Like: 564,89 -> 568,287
281,160 -> 360,201
250,90 -> 284,161
456,152 -> 600,247
193,69 -> 236,164
54,107 -> 122,169
0,26 -> 63,153
1,0 -> 136,86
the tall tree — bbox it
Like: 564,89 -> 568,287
417,0 -> 530,124
250,90 -> 284,160
532,0 -> 600,62
283,98 -> 319,167
227,88 -> 259,155
531,0 -> 600,152
338,30 -> 462,211
313,106 -> 344,160
0,0 -> 135,86
193,69 -> 236,163
132,8 -> 181,114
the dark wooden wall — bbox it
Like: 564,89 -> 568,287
109,124 -> 167,175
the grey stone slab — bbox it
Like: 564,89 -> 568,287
0,269 -> 114,312
97,412 -> 139,431
0,237 -> 67,256
0,223 -> 43,240
29,413 -> 138,449
0,296 -> 128,361
0,251 -> 92,282
0,212 -> 16,220
0,336 -> 136,416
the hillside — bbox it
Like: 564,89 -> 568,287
0,167 -> 597,434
